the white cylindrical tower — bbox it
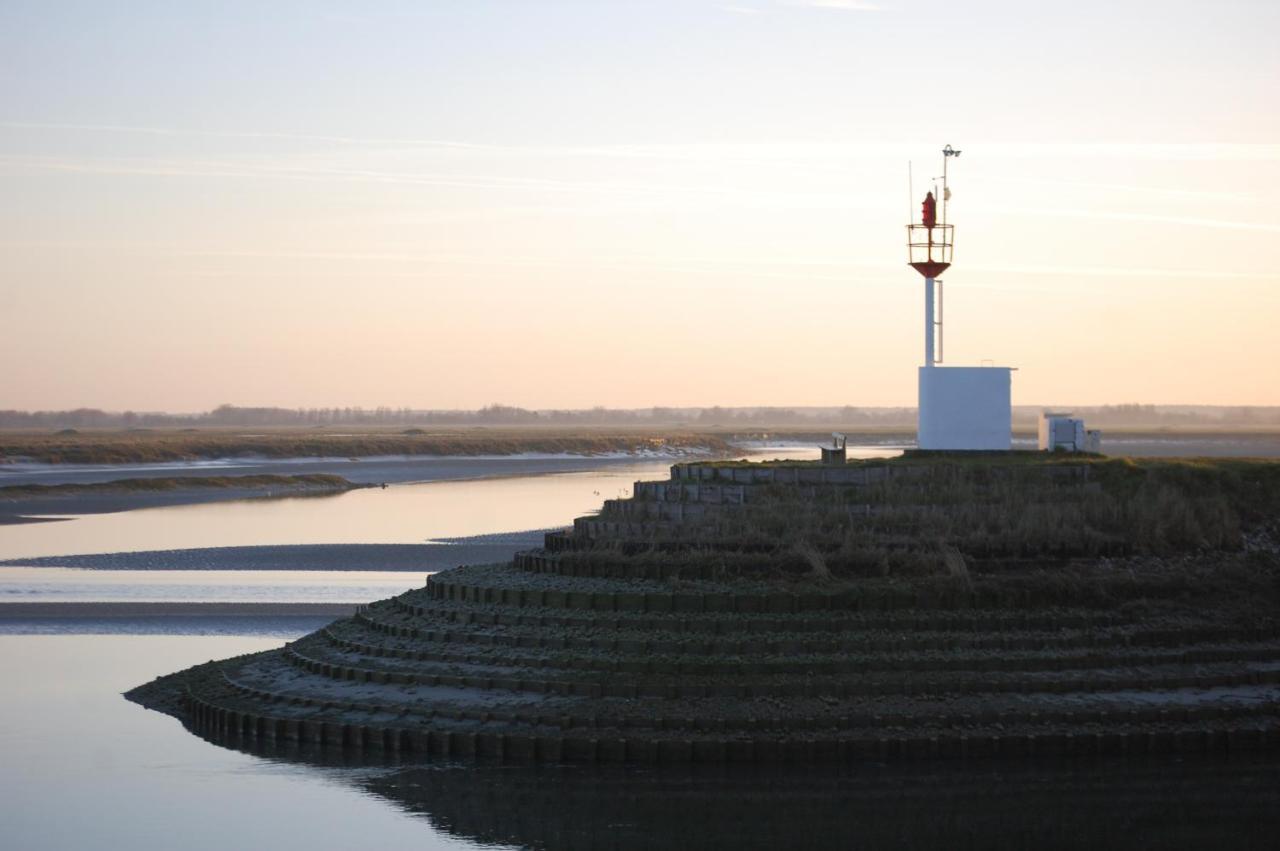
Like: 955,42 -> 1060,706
924,276 -> 935,367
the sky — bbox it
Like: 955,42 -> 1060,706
2,0 -> 1278,411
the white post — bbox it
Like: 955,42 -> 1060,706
924,277 -> 935,367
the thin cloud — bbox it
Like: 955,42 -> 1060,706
170,249 -> 1277,284
0,121 -> 501,152
1024,206 -> 1280,234
6,124 -> 1280,165
0,154 -> 735,200
780,0 -> 882,10
982,174 -> 1255,203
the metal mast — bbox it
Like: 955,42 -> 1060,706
907,145 -> 960,367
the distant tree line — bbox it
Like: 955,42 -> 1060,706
0,404 -> 914,429
0,403 -> 1276,430
1010,404 -> 1280,428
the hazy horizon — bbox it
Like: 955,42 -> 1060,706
4,1 -> 1278,411
4,401 -> 1278,432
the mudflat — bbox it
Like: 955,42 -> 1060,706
0,539 -> 546,571
0,601 -> 357,618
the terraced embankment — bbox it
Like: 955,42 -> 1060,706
131,455 -> 1280,763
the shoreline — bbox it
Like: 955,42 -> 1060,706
0,601 -> 358,618
4,431 -> 1276,526
0,540 -> 546,570
0,474 -> 361,525
0,428 -> 740,467
0,453 -> 700,524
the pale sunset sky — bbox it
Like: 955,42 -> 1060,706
2,0 -> 1277,411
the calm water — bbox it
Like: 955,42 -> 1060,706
0,636 -> 472,851
0,461 -> 673,560
8,443 -> 1277,849
3,635 -> 1278,850
0,448 -> 863,562
0,448 -> 846,603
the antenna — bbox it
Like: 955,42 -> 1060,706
935,278 -> 944,363
941,143 -> 961,225
907,161 -> 914,222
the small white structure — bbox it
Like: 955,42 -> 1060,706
820,433 -> 847,465
1038,411 -> 1102,453
907,145 -> 1013,451
919,367 -> 1013,450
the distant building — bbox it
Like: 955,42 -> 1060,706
1038,411 -> 1102,453
820,433 -> 847,465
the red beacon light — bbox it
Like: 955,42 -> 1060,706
907,145 -> 958,280
907,189 -> 952,279
921,191 -> 937,229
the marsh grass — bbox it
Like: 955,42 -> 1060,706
587,457 -> 1280,590
0,428 -> 737,465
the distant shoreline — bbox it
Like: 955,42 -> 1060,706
0,427 -> 740,466
2,430 -> 1278,525
0,473 -> 360,525
0,601 -> 358,618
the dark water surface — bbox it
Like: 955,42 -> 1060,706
0,635 -> 470,851
3,634 -> 1278,851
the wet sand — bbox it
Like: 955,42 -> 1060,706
0,514 -> 66,526
0,601 -> 357,618
0,602 -> 354,636
0,483 -> 354,525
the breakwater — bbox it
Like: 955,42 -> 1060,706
134,456 -> 1280,764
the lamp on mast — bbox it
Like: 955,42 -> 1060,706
940,144 -> 960,225
904,144 -> 1015,452
906,146 -> 958,367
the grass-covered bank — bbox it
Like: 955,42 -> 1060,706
0,473 -> 362,524
581,455 -> 1280,592
0,473 -> 358,498
0,427 -> 740,465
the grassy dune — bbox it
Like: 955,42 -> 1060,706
0,427 -> 739,465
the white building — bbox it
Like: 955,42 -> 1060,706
1038,412 -> 1102,453
918,366 -> 1013,451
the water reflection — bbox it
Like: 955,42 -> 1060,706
0,463 -> 663,560
2,449 -> 850,561
0,566 -> 427,603
194,729 -> 1280,851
